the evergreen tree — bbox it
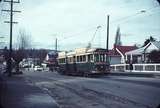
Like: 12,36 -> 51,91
148,50 -> 160,63
142,36 -> 156,47
115,26 -> 122,46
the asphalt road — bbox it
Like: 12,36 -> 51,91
24,70 -> 160,108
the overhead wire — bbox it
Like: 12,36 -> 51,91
61,5 -> 159,40
58,26 -> 98,42
57,5 -> 160,49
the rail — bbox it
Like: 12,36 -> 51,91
111,63 -> 160,73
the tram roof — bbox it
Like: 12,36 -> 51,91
58,48 -> 107,58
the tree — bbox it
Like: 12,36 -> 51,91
148,50 -> 160,63
142,36 -> 156,47
157,0 -> 160,5
38,49 -> 48,64
17,29 -> 31,49
13,29 -> 32,73
114,26 -> 122,46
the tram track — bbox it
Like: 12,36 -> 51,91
25,73 -> 152,108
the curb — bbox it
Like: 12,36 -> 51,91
109,72 -> 159,78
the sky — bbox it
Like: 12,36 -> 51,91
0,0 -> 160,50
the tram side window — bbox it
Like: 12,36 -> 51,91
88,55 -> 91,62
90,55 -> 93,62
77,56 -> 80,62
94,54 -> 99,62
80,56 -> 83,62
100,54 -> 105,62
71,57 -> 73,63
68,57 -> 71,63
88,54 -> 93,62
82,55 -> 86,62
59,58 -> 65,63
68,57 -> 73,63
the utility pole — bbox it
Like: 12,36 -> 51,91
2,0 -> 20,76
106,15 -> 110,65
106,15 -> 109,51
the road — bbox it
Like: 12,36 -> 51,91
23,70 -> 160,108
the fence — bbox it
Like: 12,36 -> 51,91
111,63 -> 160,73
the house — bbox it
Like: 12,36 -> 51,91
109,45 -> 137,64
125,41 -> 160,63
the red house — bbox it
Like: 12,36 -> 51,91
108,45 -> 137,64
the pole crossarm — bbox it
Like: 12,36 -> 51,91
2,9 -> 21,13
4,0 -> 20,3
4,21 -> 18,24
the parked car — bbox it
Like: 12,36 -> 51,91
34,66 -> 43,71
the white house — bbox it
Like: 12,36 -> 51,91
125,41 -> 160,63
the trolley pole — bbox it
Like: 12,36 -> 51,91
106,15 -> 110,64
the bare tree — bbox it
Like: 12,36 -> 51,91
17,29 -> 31,49
13,29 -> 32,73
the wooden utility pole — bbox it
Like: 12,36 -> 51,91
2,0 -> 20,76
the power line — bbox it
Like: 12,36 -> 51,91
109,6 -> 160,25
60,6 -> 160,43
58,26 -> 98,42
51,5 -> 160,49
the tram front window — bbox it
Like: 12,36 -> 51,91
94,54 -> 105,62
100,54 -> 105,62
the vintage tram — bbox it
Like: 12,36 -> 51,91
57,48 -> 110,76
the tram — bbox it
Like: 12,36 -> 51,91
57,48 -> 110,76
45,51 -> 58,71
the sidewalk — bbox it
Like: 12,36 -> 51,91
0,74 -> 59,108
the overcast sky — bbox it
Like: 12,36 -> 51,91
0,0 -> 160,50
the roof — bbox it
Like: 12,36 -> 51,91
109,45 -> 137,56
152,41 -> 160,49
125,47 -> 146,55
58,47 -> 107,58
125,41 -> 160,55
48,51 -> 57,55
116,45 -> 137,55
